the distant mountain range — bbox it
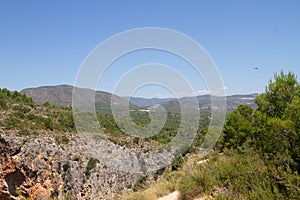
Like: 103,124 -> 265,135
21,85 -> 258,113
21,85 -> 137,113
129,94 -> 257,113
125,97 -> 176,107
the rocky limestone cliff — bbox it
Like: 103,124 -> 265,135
0,133 -> 151,200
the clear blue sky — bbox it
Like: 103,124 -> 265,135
1,0 -> 299,97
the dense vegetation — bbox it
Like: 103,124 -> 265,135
0,88 -> 208,150
96,108 -> 210,147
217,71 -> 300,199
0,88 -> 75,137
124,71 -> 300,200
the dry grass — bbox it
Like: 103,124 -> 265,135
124,178 -> 176,200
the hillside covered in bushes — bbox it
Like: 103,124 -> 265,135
125,71 -> 300,200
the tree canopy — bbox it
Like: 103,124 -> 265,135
219,71 -> 300,198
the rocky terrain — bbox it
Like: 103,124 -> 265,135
0,88 -> 162,200
0,132 -> 155,199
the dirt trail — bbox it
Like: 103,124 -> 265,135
157,159 -> 211,200
157,191 -> 179,200
157,190 -> 209,200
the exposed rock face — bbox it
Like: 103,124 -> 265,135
0,133 -> 146,200
5,170 -> 26,196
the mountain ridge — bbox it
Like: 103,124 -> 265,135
21,85 -> 139,113
21,84 -> 258,112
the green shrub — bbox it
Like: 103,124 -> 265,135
214,151 -> 283,199
27,114 -> 36,120
171,156 -> 185,171
133,176 -> 148,192
18,128 -> 29,136
43,101 -> 52,107
44,117 -> 53,130
0,97 -> 6,109
1,117 -> 21,129
13,105 -> 31,113
85,157 -> 100,177
14,111 -> 25,119
62,163 -> 70,172
151,131 -> 172,144
178,165 -> 215,199
61,135 -> 70,144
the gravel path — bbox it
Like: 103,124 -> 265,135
158,191 -> 179,200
